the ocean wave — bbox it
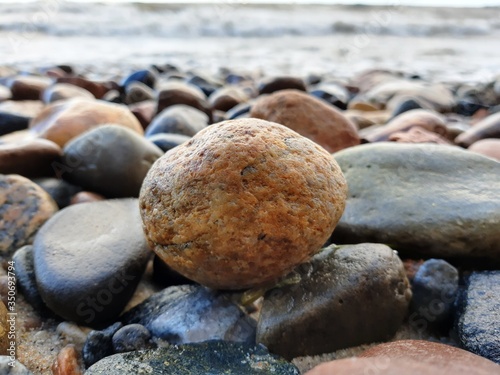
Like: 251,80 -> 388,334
0,2 -> 498,38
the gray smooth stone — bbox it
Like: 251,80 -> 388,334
332,143 -> 500,260
456,271 -> 500,364
120,284 -> 256,345
256,243 -> 411,360
33,199 -> 151,325
61,125 -> 163,198
86,340 -> 300,375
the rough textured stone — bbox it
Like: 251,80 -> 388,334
145,105 -> 208,138
33,199 -> 152,325
332,143 -> 500,260
156,81 -> 211,120
258,76 -> 306,95
42,83 -> 94,104
0,356 -> 33,374
468,138 -> 500,161
0,175 -> 57,256
148,133 -> 190,153
456,112 -> 500,147
358,340 -> 500,374
0,300 -> 7,355
251,90 -> 359,153
257,243 -> 411,359
112,324 -> 152,353
410,259 -> 458,328
456,271 -> 500,364
86,341 -> 300,375
61,125 -> 163,198
120,285 -> 256,344
363,109 -> 447,142
51,345 -> 82,375
140,119 -> 347,289
29,99 -> 143,147
0,139 -> 62,178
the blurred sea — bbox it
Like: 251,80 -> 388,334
1,1 -> 499,81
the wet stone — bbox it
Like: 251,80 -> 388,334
86,340 -> 300,375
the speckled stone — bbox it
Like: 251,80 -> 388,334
250,90 -> 359,153
29,98 -> 143,147
0,175 -> 57,256
140,119 -> 347,289
86,340 -> 300,375
0,300 -> 8,354
456,271 -> 500,364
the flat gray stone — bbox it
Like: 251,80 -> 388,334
332,143 -> 500,260
256,243 -> 411,359
86,340 -> 300,374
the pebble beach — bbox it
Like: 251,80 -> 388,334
0,1 -> 500,374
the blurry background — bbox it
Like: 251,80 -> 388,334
1,0 -> 499,81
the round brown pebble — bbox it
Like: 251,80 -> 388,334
250,89 -> 360,153
0,174 -> 58,256
29,98 -> 143,147
139,118 -> 347,290
52,344 -> 83,375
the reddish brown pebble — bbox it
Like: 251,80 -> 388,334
70,191 -> 105,205
56,77 -> 117,99
8,75 -> 52,101
250,89 -> 360,153
468,138 -> 500,161
0,138 -> 62,178
140,118 -> 347,290
52,345 -> 83,375
388,126 -> 452,144
306,356 -> 498,375
363,109 -> 447,142
29,98 -> 143,147
358,340 -> 500,375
